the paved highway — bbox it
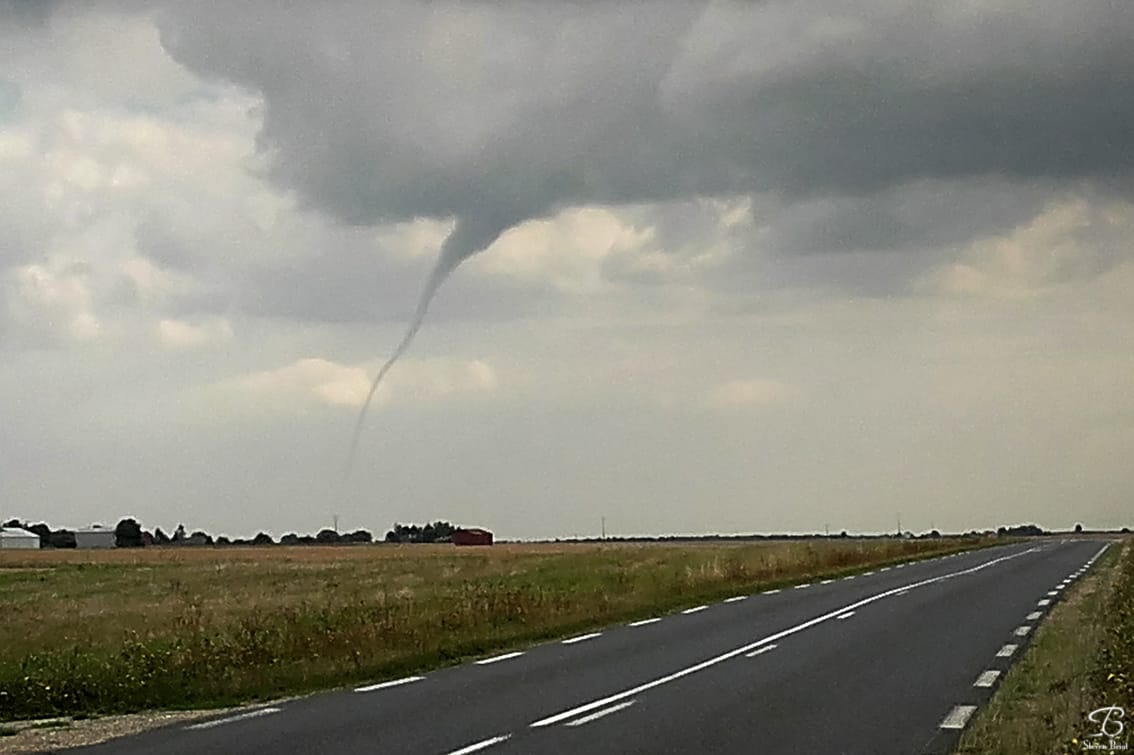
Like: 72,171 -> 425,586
77,539 -> 1109,755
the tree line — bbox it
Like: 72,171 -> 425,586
2,517 -> 463,547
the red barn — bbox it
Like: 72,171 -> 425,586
452,528 -> 493,546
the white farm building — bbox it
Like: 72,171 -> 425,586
0,527 -> 41,549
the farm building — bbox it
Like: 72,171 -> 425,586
452,528 -> 493,546
75,527 -> 116,549
0,527 -> 40,549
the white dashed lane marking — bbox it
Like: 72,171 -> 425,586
355,676 -> 424,693
794,583 -> 811,590
974,670 -> 1001,688
446,734 -> 512,754
682,605 -> 707,615
1037,599 -> 1051,606
1014,625 -> 1032,637
562,632 -> 603,645
996,644 -> 1018,657
744,644 -> 778,658
185,708 -> 282,731
724,596 -> 747,603
1026,611 -> 1042,621
564,701 -> 636,728
629,618 -> 661,627
476,652 -> 525,665
940,705 -> 978,730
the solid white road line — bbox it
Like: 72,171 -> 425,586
974,670 -> 1001,688
996,644 -> 1018,657
629,618 -> 661,627
836,612 -> 855,620
1014,625 -> 1032,637
562,632 -> 603,645
447,734 -> 512,754
1037,599 -> 1051,606
185,708 -> 281,730
1026,611 -> 1043,621
564,701 -> 636,727
682,605 -> 708,615
744,644 -> 777,658
530,547 -> 1038,729
355,676 -> 425,693
476,651 -> 525,665
724,596 -> 747,603
940,705 -> 978,730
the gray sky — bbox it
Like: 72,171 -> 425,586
2,1 -> 1132,539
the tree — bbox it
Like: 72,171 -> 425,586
190,530 -> 214,545
315,528 -> 340,544
27,523 -> 51,547
115,518 -> 144,548
343,529 -> 372,544
48,530 -> 76,548
172,524 -> 186,543
153,527 -> 171,545
1074,523 -> 1084,534
2,518 -> 21,529
252,532 -> 274,546
280,533 -> 300,546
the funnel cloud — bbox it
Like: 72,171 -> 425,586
341,213 -> 515,488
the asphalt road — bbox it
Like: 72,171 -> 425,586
76,539 -> 1109,755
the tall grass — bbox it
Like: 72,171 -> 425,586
0,538 -> 987,720
1094,541 -> 1133,712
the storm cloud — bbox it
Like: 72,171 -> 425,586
155,0 -> 1134,244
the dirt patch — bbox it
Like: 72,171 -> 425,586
0,710 -> 216,753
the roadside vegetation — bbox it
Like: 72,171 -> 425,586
955,539 -> 1132,755
0,537 -> 987,720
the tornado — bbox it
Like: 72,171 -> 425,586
340,214 -> 513,492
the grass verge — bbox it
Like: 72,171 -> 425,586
0,537 -> 992,721
955,540 -> 1132,754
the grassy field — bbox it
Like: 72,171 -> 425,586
0,537 -> 990,720
956,539 -> 1132,754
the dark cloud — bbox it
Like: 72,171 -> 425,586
153,1 -> 1134,244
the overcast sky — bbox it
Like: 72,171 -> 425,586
2,1 -> 1132,539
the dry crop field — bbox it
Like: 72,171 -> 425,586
0,537 -> 990,720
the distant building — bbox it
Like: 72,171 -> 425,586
0,527 -> 40,550
452,528 -> 493,546
75,527 -> 116,549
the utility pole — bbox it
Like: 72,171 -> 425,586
601,516 -> 606,540
333,514 -> 339,534
897,513 -> 902,537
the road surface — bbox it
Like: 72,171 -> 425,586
77,539 -> 1109,755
